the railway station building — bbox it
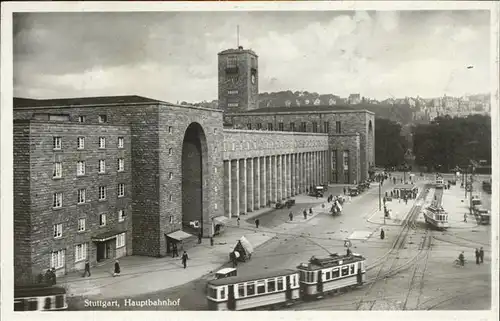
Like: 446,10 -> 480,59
13,47 -> 374,284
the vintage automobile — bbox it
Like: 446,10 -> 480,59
275,199 -> 296,209
348,187 -> 359,196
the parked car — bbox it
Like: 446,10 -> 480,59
348,187 -> 359,196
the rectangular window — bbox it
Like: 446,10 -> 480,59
341,266 -> 349,276
220,287 -> 226,300
53,162 -> 62,178
77,137 -> 85,149
78,218 -> 85,232
256,280 -> 266,294
99,214 -> 106,226
332,269 -> 340,278
77,161 -> 85,176
99,137 -> 106,149
257,123 -> 262,130
238,284 -> 245,298
325,271 -> 331,280
312,122 -> 318,133
226,56 -> 237,68
116,232 -> 126,248
118,137 -> 124,148
77,189 -> 86,204
246,282 -> 255,296
99,160 -> 106,173
267,123 -> 273,131
118,158 -> 124,172
118,209 -> 126,222
75,243 -> 87,262
99,186 -> 106,200
267,279 -> 276,292
98,115 -> 107,123
51,250 -> 65,269
53,137 -> 62,150
343,150 -> 349,170
228,90 -> 239,95
290,122 -> 295,132
117,183 -> 125,197
277,277 -> 284,290
53,224 -> 62,238
227,102 -> 239,108
336,121 -> 341,134
301,122 -> 307,132
247,123 -> 252,130
278,122 -> 284,131
350,265 -> 355,274
53,192 -> 62,208
324,121 -> 330,133
78,115 -> 86,123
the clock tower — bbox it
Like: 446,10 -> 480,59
218,46 -> 259,112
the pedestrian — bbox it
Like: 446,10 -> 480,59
380,228 -> 385,240
113,260 -> 121,277
479,247 -> 484,263
237,217 -> 240,227
475,248 -> 480,264
181,251 -> 189,269
210,237 -> 214,246
309,208 -> 313,215
82,260 -> 91,277
343,187 -> 346,195
464,213 -> 467,223
289,212 -> 293,221
346,248 -> 352,256
255,219 -> 260,228
50,268 -> 57,285
198,232 -> 202,244
303,210 -> 307,219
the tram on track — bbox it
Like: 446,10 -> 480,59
14,284 -> 68,311
423,188 -> 449,230
206,253 -> 366,310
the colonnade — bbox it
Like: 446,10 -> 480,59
223,150 -> 329,218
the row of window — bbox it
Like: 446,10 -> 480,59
77,115 -> 108,123
300,263 -> 358,283
209,275 -> 299,300
50,233 -> 126,268
246,121 -> 342,134
53,184 -> 126,208
53,159 -> 125,178
53,211 -> 126,238
53,136 -> 124,150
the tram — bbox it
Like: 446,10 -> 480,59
14,284 -> 68,311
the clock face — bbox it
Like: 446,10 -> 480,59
251,74 -> 256,84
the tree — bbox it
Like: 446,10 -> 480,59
374,118 -> 406,168
412,114 -> 491,172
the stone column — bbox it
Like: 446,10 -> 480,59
231,159 -> 239,217
260,156 -> 266,207
239,159 -> 247,215
254,157 -> 260,210
287,154 -> 292,198
300,153 -> 305,193
247,158 -> 254,212
294,153 -> 299,195
267,156 -> 272,206
282,155 -> 287,199
271,155 -> 277,203
277,155 -> 282,201
224,160 -> 231,218
291,154 -> 295,195
306,152 -> 310,191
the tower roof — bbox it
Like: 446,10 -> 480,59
218,47 -> 258,56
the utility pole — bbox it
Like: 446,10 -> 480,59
379,181 -> 381,211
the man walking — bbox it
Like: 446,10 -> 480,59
181,251 -> 189,269
475,248 -> 480,264
479,247 -> 484,264
237,217 -> 240,227
82,260 -> 91,277
289,212 -> 293,221
464,213 -> 467,223
113,260 -> 121,277
255,219 -> 260,228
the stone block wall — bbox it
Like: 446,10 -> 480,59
14,120 -> 132,281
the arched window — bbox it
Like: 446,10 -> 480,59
368,120 -> 373,133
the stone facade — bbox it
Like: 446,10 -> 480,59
225,109 -> 375,183
13,120 -> 132,284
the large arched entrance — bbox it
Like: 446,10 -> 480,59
182,122 -> 208,237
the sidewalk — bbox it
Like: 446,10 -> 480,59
441,186 -> 479,229
60,193 -> 332,300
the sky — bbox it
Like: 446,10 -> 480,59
13,10 -> 492,103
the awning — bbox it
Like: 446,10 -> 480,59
166,230 -> 194,242
92,229 -> 126,242
213,216 -> 230,226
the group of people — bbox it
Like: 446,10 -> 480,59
287,208 -> 313,221
457,248 -> 486,266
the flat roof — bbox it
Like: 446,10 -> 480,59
227,105 -> 375,115
207,268 -> 296,286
